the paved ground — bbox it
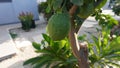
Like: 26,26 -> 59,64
0,23 -> 19,61
0,14 -> 46,68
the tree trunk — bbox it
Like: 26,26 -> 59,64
69,5 -> 89,68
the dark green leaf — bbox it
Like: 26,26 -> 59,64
92,46 -> 99,57
52,62 -> 62,68
32,42 -> 41,50
95,0 -> 107,9
42,33 -> 53,45
33,56 -> 52,68
78,35 -> 86,41
45,62 -> 51,68
71,0 -> 83,6
23,56 -> 41,65
53,0 -> 63,10
110,37 -> 120,50
35,49 -> 53,55
46,4 -> 51,13
105,54 -> 120,59
106,61 -> 120,67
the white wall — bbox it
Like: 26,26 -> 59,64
0,3 -> 16,24
37,0 -> 46,3
0,0 -> 39,25
13,0 -> 39,20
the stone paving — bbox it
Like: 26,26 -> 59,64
0,23 -> 20,61
0,14 -> 46,68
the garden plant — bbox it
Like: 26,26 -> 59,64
38,2 -> 53,21
111,0 -> 120,16
24,0 -> 120,68
18,12 -> 36,31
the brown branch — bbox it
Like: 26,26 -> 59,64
78,42 -> 89,68
69,5 -> 89,68
69,5 -> 80,59
69,5 -> 78,16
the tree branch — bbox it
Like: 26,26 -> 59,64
69,5 -> 80,58
69,5 -> 89,68
78,42 -> 89,68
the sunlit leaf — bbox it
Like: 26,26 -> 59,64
42,33 -> 53,45
95,0 -> 107,9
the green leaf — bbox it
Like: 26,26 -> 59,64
78,34 -> 86,41
59,40 -> 67,49
92,46 -> 99,57
52,63 -> 61,68
95,0 -> 107,9
66,57 -> 77,63
110,37 -> 120,50
53,0 -> 63,10
23,56 -> 41,65
46,4 -> 51,13
33,56 -> 52,68
106,61 -> 120,67
103,38 -> 108,46
105,54 -> 120,59
70,0 -> 83,6
91,35 -> 99,48
42,33 -> 53,45
45,62 -> 51,68
32,42 -> 41,50
35,49 -> 53,55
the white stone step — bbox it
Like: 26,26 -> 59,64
0,24 -> 17,61
0,40 -> 16,61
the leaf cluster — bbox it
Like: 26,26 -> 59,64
109,0 -> 120,16
88,29 -> 120,68
24,34 -> 78,68
78,11 -> 120,67
95,12 -> 118,30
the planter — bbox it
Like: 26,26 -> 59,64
18,12 -> 35,31
21,20 -> 31,32
31,20 -> 36,28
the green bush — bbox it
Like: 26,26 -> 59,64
24,34 -> 78,68
112,5 -> 120,16
88,29 -> 120,68
24,29 -> 120,68
23,0 -> 120,67
18,12 -> 35,31
38,2 -> 48,13
23,14 -> 120,68
38,2 -> 53,21
111,0 -> 120,16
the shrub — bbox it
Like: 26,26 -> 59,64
24,34 -> 78,68
38,2 -> 53,21
111,0 -> 120,16
18,12 -> 35,31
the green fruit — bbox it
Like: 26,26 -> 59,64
47,13 -> 70,41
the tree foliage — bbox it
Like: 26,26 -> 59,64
23,0 -> 120,68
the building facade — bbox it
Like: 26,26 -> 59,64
0,0 -> 39,25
